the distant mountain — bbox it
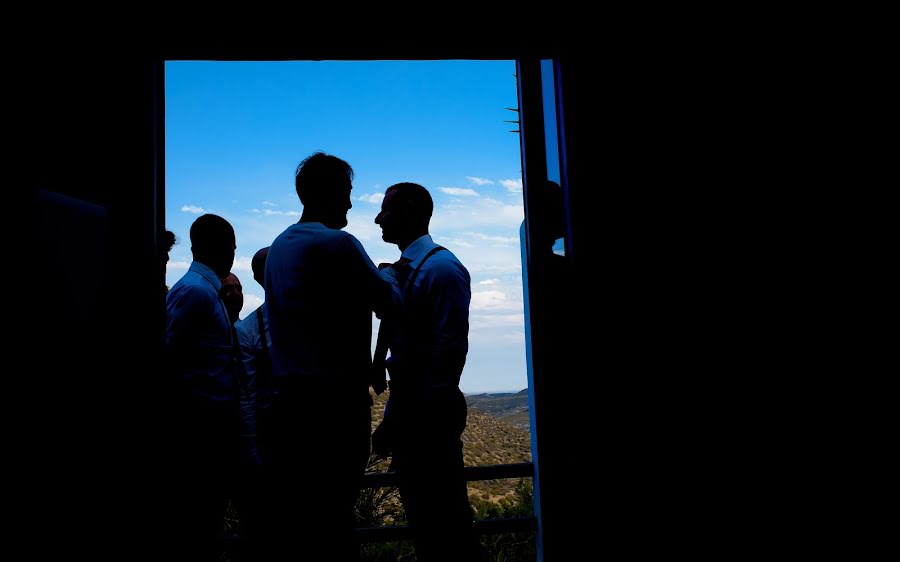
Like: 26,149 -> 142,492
465,389 -> 530,430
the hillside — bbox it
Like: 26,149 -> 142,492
369,390 -> 531,505
465,389 -> 530,430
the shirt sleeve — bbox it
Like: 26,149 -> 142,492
236,322 -> 258,437
341,234 -> 401,318
165,284 -> 209,370
422,257 -> 471,390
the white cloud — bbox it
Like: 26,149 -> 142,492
431,196 -> 523,231
499,331 -> 525,343
466,232 -> 519,244
479,279 -> 500,285
357,193 -> 385,204
471,290 -> 510,310
500,179 -> 523,193
232,256 -> 253,272
262,201 -> 278,207
181,204 -> 206,214
470,313 -> 525,330
434,236 -> 474,248
345,212 -> 384,241
250,208 -> 261,213
241,292 -> 264,321
264,209 -> 300,216
281,196 -> 526,289
450,243 -> 522,276
167,260 -> 190,270
466,176 -> 494,186
439,187 -> 479,197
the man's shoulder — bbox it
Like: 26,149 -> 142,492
426,248 -> 469,278
432,246 -> 465,266
236,308 -> 258,333
168,274 -> 214,301
335,230 -> 372,256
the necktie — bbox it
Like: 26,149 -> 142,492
393,256 -> 413,291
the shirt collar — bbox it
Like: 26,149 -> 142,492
189,261 -> 223,292
401,234 -> 435,263
298,221 -> 329,230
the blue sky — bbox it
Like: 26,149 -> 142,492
166,60 -> 525,393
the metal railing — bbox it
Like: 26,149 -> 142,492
354,462 -> 536,543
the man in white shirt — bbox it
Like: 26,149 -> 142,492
165,213 -> 240,561
232,249 -> 271,559
236,247 -> 271,460
262,152 -> 396,560
373,182 -> 483,562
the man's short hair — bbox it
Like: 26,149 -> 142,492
385,182 -> 433,221
251,247 -> 270,284
295,152 -> 354,207
190,214 -> 234,253
162,230 -> 176,252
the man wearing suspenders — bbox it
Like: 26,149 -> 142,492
373,182 -> 484,562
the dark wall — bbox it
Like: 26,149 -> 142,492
14,33 -> 610,560
16,47 -> 165,559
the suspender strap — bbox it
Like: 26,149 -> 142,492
256,305 -> 268,356
403,245 -> 446,298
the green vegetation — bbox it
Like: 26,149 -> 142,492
360,479 -> 536,562
465,390 -> 531,430
222,390 -> 536,560
472,480 -> 536,562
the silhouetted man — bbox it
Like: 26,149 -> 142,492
373,182 -> 482,561
165,213 -> 240,561
262,152 -> 396,560
162,229 -> 176,293
219,272 -> 252,448
234,247 -> 271,559
162,229 -> 176,265
236,247 -> 272,460
219,272 -> 244,325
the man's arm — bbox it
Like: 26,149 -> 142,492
424,258 -> 471,392
342,235 -> 400,393
342,235 -> 401,318
236,324 -> 258,437
165,284 -> 206,372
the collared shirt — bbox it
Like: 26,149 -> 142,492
265,222 -> 397,392
166,261 -> 239,403
387,234 -> 471,393
236,304 -> 270,436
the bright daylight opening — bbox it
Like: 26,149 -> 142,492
165,60 -> 535,559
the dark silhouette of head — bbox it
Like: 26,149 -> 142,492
162,230 -> 176,264
295,151 -> 354,229
190,214 -> 236,278
219,272 -> 243,324
532,179 -> 566,252
375,182 -> 433,251
251,246 -> 270,288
